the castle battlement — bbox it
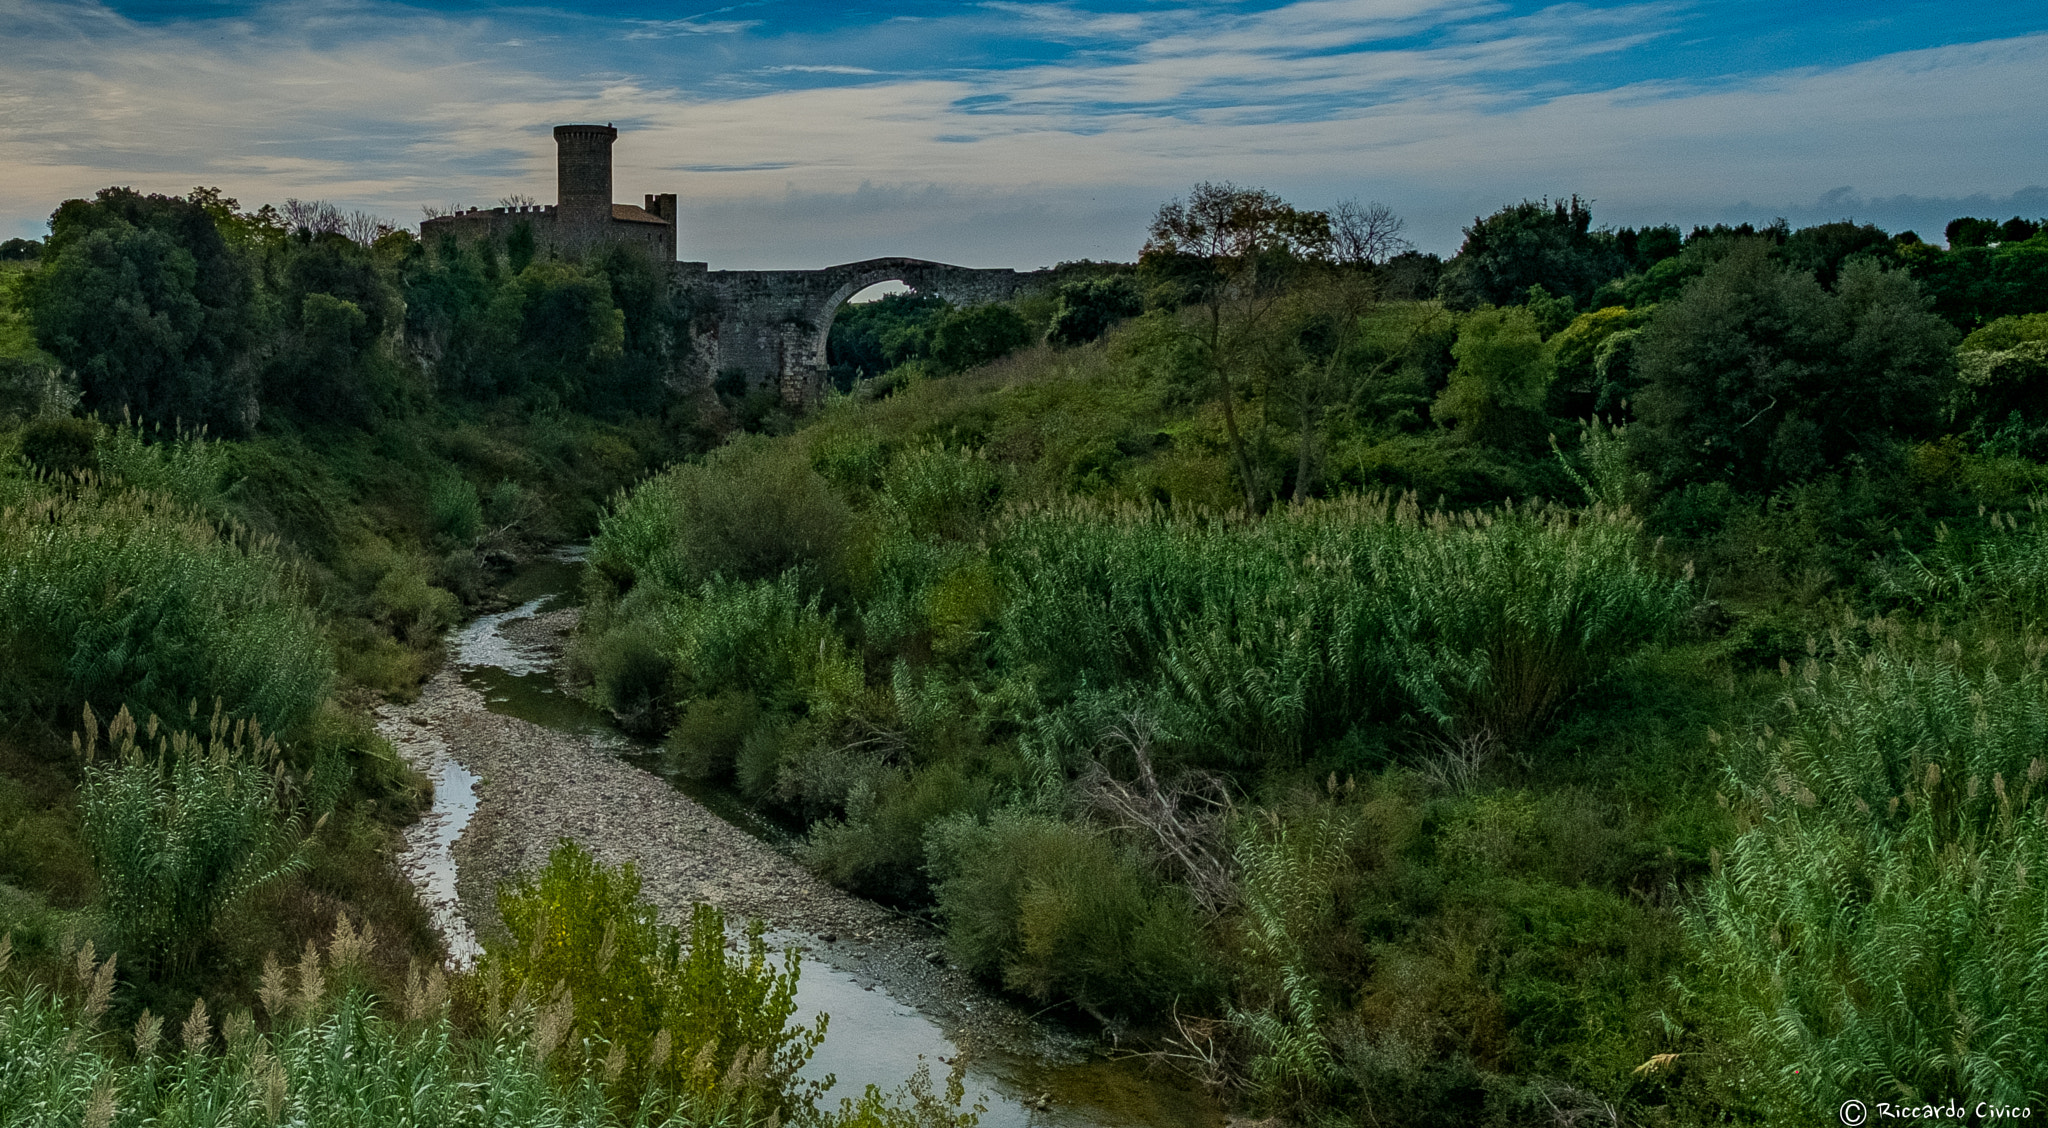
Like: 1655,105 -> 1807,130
421,125 -> 675,262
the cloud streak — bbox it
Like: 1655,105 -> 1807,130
1,0 -> 2043,266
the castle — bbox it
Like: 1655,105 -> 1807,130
419,125 -> 677,261
420,125 -> 1048,406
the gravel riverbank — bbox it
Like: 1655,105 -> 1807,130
374,607 -> 1078,1064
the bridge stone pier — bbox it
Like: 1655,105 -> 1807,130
680,257 -> 1051,407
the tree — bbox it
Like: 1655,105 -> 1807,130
1631,240 -> 1956,491
1432,306 -> 1554,447
30,188 -> 259,431
1141,182 -> 1332,511
1436,196 -> 1626,310
1267,265 -> 1387,500
1780,220 -> 1895,290
1328,199 -> 1411,266
1046,276 -> 1143,346
930,303 -> 1031,373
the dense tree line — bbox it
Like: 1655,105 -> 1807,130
19,187 -> 701,436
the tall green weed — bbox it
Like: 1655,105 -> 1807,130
1691,642 -> 2048,1115
0,483 -> 331,731
996,494 -> 1691,766
77,704 -> 308,982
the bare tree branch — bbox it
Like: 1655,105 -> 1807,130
1330,199 -> 1412,267
1078,712 -> 1237,914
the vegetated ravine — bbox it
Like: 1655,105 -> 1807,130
377,548 -> 1224,1128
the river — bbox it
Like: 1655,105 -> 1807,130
380,548 -> 1227,1128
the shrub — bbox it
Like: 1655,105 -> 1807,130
369,552 -> 461,645
483,839 -> 826,1118
929,305 -> 1032,374
77,704 -> 307,981
802,761 -> 997,905
1690,645 -> 2048,1115
428,472 -> 483,544
1046,277 -> 1144,346
17,414 -> 96,478
926,809 -> 1215,1017
665,690 -> 764,780
1432,307 -> 1553,446
587,437 -> 850,608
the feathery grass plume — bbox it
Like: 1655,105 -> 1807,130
79,949 -> 115,1026
532,981 -> 575,1065
1691,642 -> 2048,1114
326,910 -> 374,971
77,708 -> 309,981
295,939 -> 325,1015
133,1009 -> 161,1059
81,1075 -> 118,1128
180,997 -> 211,1055
258,952 -> 291,1018
254,1041 -> 289,1124
0,932 -> 12,978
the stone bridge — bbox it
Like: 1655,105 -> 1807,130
679,257 -> 1051,406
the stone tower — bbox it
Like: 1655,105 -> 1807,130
422,124 -> 674,261
554,123 -> 618,245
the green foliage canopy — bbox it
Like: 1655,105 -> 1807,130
1632,241 -> 1956,490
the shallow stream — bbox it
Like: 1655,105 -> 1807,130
409,549 -> 1224,1128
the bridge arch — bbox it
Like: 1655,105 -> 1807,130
692,257 -> 1050,407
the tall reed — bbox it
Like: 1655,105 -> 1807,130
0,482 -> 330,732
77,704 -> 308,982
995,494 -> 1691,764
1691,642 -> 2048,1114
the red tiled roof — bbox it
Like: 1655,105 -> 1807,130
611,204 -> 670,226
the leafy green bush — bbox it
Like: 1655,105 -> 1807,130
428,472 -> 483,544
1691,645 -> 2048,1116
483,839 -> 825,1118
926,809 -> 1215,1017
802,761 -> 998,905
17,414 -> 96,478
77,704 -> 307,981
1046,277 -> 1144,346
929,305 -> 1032,375
587,436 -> 850,606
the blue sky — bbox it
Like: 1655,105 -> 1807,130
3,0 -> 2045,267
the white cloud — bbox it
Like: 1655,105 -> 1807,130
1,0 -> 2042,267
623,17 -> 760,39
763,64 -> 881,75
